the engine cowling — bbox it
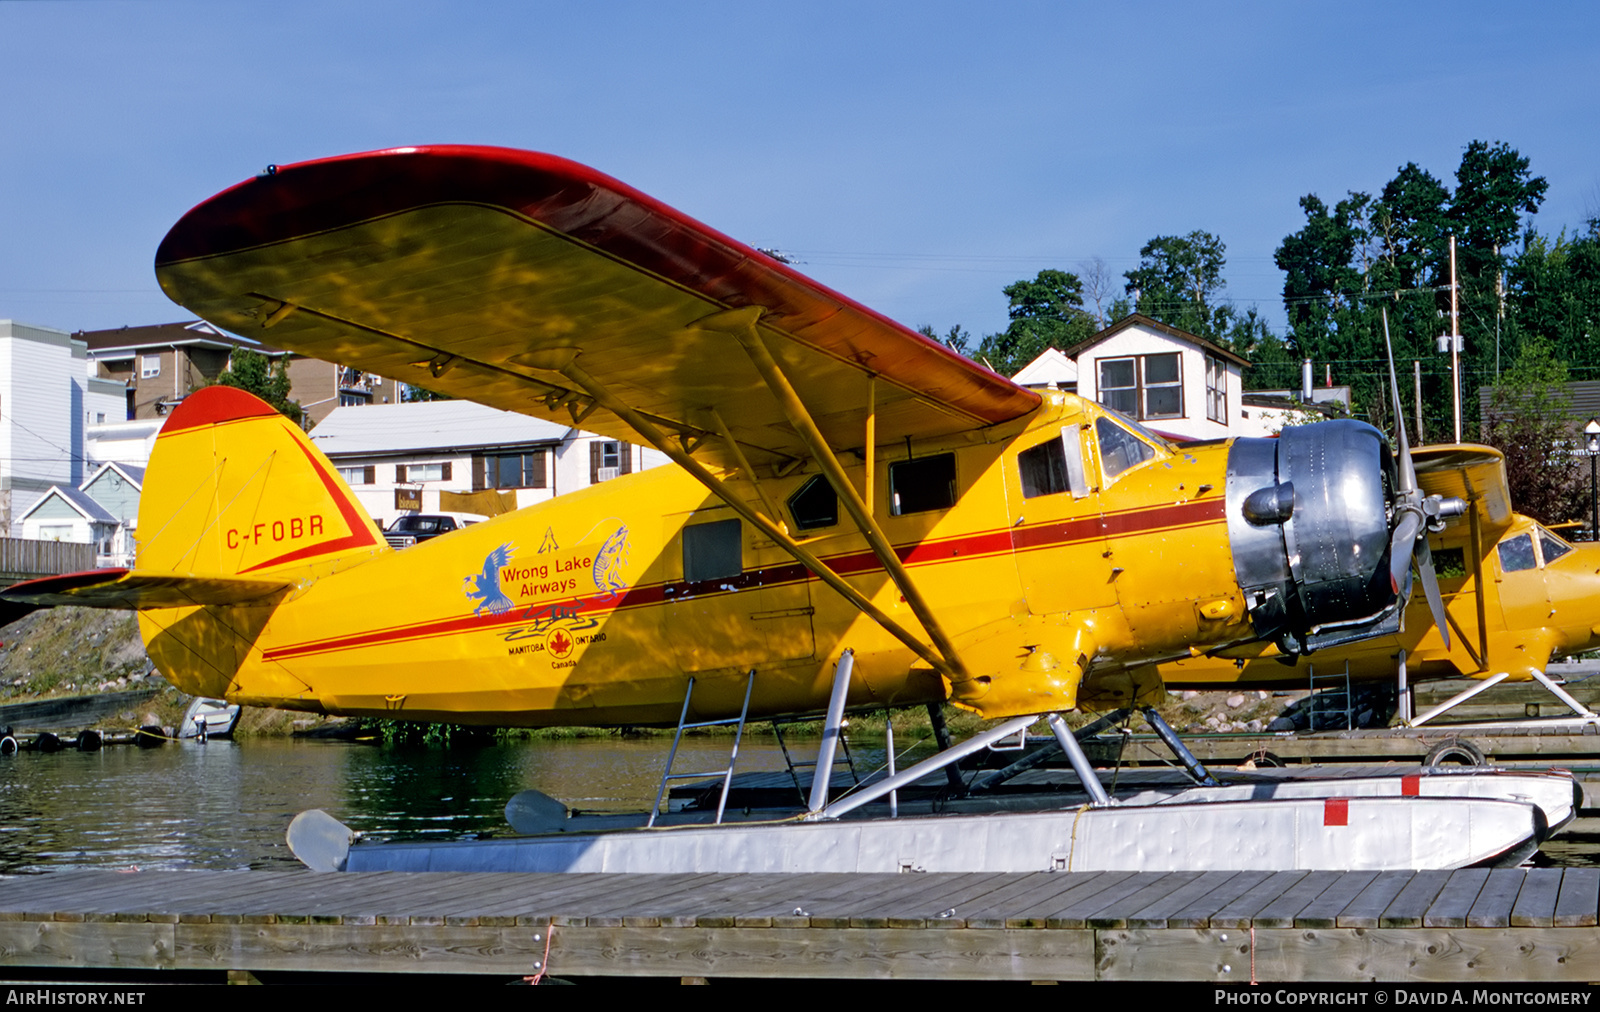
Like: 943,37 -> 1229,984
1226,420 -> 1400,655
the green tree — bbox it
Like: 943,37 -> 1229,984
403,384 -> 453,402
917,323 -> 974,357
1123,231 -> 1233,341
215,348 -> 302,425
970,269 -> 1096,376
1481,336 -> 1586,525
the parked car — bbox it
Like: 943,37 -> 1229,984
383,513 -> 479,549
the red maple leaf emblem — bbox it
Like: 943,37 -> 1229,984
549,629 -> 573,657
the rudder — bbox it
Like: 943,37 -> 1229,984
138,386 -> 386,580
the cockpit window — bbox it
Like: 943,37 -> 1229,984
1538,527 -> 1573,565
1497,533 -> 1537,573
1095,416 -> 1156,480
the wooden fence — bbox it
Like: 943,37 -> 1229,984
0,537 -> 94,583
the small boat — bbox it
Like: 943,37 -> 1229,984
178,697 -> 241,740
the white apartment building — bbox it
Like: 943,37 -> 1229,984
0,320 -> 126,533
308,399 -> 669,529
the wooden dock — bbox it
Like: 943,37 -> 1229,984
2,867 -> 1597,981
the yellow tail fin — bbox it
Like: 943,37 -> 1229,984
138,386 -> 386,580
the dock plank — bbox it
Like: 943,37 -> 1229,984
1252,871 -> 1342,928
1554,868 -> 1600,928
1467,868 -> 1528,928
1210,871 -> 1308,929
1379,871 -> 1451,928
1423,868 -> 1491,928
1126,871 -> 1243,929
1162,869 -> 1274,929
1292,871 -> 1377,929
1509,869 -> 1564,928
1335,871 -> 1412,928
1089,873 -> 1204,929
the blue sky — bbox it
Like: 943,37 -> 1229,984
4,1 -> 1598,342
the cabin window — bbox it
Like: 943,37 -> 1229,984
1498,533 -> 1536,573
1538,527 -> 1573,565
889,453 -> 956,515
787,475 -> 838,530
1095,417 -> 1155,480
683,519 -> 742,583
1018,439 -> 1069,498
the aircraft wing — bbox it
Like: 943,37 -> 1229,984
154,146 -> 1041,472
2,569 -> 292,610
1412,443 -> 1514,539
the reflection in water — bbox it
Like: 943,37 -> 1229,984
6,737 -> 1586,875
0,736 -> 860,874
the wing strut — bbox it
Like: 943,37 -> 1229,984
556,359 -> 957,679
700,307 -> 970,682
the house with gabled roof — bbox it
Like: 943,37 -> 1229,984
1056,314 -> 1253,442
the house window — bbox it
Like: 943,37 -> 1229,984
1097,359 -> 1138,416
399,462 -> 449,483
1096,353 -> 1184,420
338,466 -> 376,486
140,355 -> 161,379
590,440 -> 632,483
1205,353 -> 1227,423
889,453 -> 956,515
478,451 -> 546,490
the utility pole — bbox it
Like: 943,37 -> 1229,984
1437,235 -> 1463,444
1414,360 -> 1424,446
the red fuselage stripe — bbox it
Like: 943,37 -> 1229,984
258,497 -> 1228,663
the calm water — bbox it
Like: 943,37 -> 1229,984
1,736 -> 1593,874
0,736 -> 834,874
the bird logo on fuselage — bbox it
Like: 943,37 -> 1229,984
464,544 -> 517,615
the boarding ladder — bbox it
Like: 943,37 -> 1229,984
1307,661 -> 1354,731
647,672 -> 756,828
772,715 -> 861,808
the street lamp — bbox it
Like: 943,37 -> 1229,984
1586,418 -> 1600,541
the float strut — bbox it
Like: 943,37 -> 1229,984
925,703 -> 965,791
1530,669 -> 1600,721
808,650 -> 855,814
1046,713 -> 1112,806
1141,707 -> 1219,787
811,714 -> 1038,822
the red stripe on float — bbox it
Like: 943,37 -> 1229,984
1401,775 -> 1420,797
1323,797 -> 1349,827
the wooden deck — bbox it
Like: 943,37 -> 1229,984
2,867 -> 1597,981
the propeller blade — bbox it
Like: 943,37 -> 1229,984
1388,510 -> 1421,593
1415,537 -> 1452,651
1381,309 -> 1418,494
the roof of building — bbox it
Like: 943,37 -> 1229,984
21,485 -> 119,525
1011,347 -> 1079,387
75,320 -> 284,357
308,400 -> 573,457
1061,313 -> 1252,369
82,461 -> 146,490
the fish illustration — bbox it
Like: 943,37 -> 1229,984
593,525 -> 630,598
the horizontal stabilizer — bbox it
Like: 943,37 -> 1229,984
2,568 -> 292,610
